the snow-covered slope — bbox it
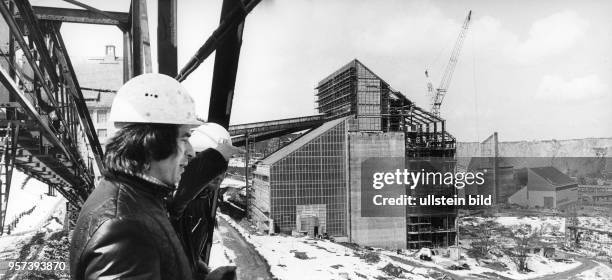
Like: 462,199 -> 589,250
4,171 -> 64,234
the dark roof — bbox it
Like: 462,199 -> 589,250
529,166 -> 575,186
259,116 -> 350,165
72,56 -> 123,108
82,91 -> 116,108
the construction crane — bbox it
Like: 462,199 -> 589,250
426,10 -> 472,117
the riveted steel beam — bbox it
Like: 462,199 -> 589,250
31,6 -> 128,26
61,0 -> 126,28
176,0 -> 262,82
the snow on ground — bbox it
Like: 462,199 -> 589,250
218,212 -> 583,280
11,194 -> 64,234
577,216 -> 612,232
213,188 -> 585,280
219,213 -> 437,280
382,250 -> 492,277
390,216 -> 580,279
41,201 -> 67,233
506,254 -> 581,279
228,158 -> 245,168
12,202 -> 71,279
380,246 -> 582,280
209,226 -> 237,269
221,177 -> 246,189
0,232 -> 32,259
4,171 -> 55,223
0,193 -> 68,279
0,171 -> 66,252
494,216 -> 565,233
575,262 -> 612,280
452,216 -> 583,279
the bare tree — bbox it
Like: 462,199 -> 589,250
470,220 -> 497,259
505,224 -> 539,272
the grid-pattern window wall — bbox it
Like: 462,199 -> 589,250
356,63 -> 381,131
269,121 -> 347,236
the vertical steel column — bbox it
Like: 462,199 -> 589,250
244,131 -> 250,209
131,0 -> 152,76
141,2 -> 152,73
433,122 -> 438,149
123,31 -> 133,82
131,0 -> 142,76
208,0 -> 245,127
157,0 -> 177,77
123,4 -> 133,82
441,121 -> 446,153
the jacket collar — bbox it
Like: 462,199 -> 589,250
103,170 -> 175,198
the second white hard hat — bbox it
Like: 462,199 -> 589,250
190,123 -> 244,160
109,73 -> 202,127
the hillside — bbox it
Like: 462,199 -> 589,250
457,137 -> 612,178
457,137 -> 612,157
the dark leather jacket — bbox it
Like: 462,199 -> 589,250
70,171 -> 194,280
169,149 -> 228,272
169,149 -> 227,220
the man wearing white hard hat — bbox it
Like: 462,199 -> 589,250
169,122 -> 244,279
69,73 -> 232,280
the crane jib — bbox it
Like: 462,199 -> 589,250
427,10 -> 472,117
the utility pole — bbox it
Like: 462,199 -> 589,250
244,131 -> 250,215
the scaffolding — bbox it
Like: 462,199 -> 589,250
406,215 -> 457,249
314,59 -> 458,249
315,59 -> 456,158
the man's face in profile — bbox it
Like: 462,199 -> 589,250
155,125 -> 195,185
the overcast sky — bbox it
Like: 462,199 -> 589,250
32,0 -> 612,142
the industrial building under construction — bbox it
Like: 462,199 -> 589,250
250,59 -> 457,249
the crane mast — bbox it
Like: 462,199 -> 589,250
428,10 -> 472,117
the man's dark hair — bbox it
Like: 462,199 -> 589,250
104,123 -> 179,174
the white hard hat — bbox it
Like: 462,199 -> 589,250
190,123 -> 244,159
109,73 -> 202,127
